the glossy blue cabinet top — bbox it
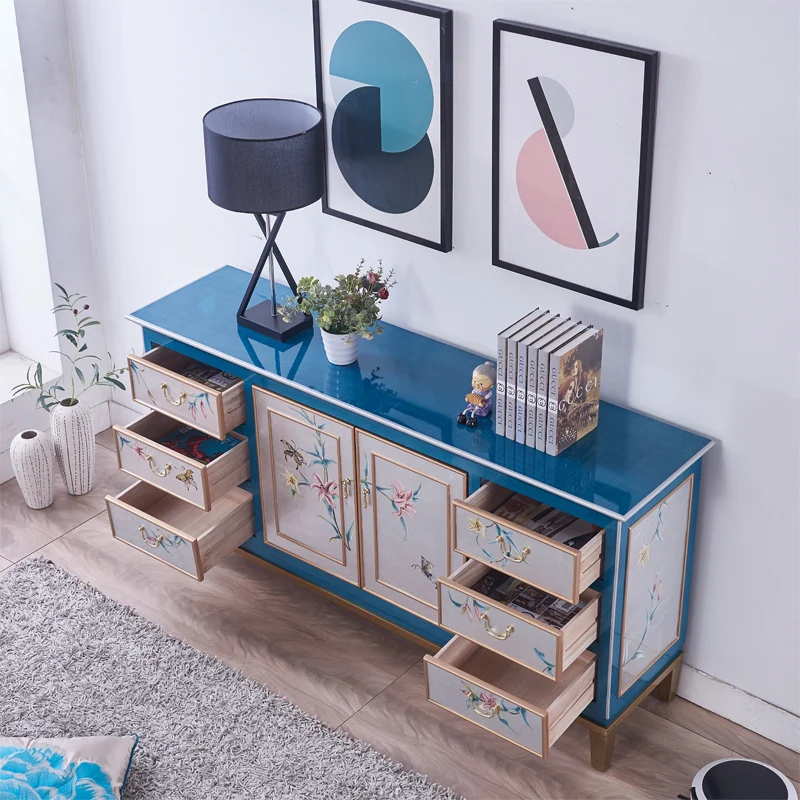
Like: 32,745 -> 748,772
129,266 -> 712,519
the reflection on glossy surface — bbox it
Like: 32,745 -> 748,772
131,266 -> 711,517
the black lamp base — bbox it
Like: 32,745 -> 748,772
237,300 -> 312,342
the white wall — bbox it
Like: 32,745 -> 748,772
64,0 -> 799,728
0,0 -> 58,371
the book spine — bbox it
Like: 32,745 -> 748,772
515,341 -> 527,442
535,349 -> 549,451
495,335 -> 506,436
505,340 -> 517,439
525,343 -> 538,448
545,352 -> 561,456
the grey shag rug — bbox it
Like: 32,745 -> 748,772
0,560 -> 461,799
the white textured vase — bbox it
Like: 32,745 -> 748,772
10,429 -> 56,509
320,329 -> 360,366
50,398 -> 95,496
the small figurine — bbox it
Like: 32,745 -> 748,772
458,361 -> 497,429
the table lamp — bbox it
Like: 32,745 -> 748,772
203,98 -> 324,341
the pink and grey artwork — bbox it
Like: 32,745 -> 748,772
492,21 -> 658,310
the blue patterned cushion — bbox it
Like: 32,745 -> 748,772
0,736 -> 137,800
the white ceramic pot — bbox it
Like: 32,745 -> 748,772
320,329 -> 360,366
10,429 -> 56,509
50,398 -> 95,496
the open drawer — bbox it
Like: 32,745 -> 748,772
424,637 -> 596,758
128,347 -> 246,440
453,483 -> 604,604
106,481 -> 254,580
439,560 -> 599,681
113,411 -> 250,511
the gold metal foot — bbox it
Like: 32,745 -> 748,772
652,652 -> 683,703
589,728 -> 617,772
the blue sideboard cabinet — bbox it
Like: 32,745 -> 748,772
106,265 -> 713,770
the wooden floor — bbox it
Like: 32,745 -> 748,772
2,429 -> 798,800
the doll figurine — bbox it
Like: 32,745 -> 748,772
458,361 -> 497,429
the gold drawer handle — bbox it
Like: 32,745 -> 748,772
139,525 -> 164,548
146,454 -> 171,477
480,613 -> 514,640
362,485 -> 371,508
160,382 -> 187,406
496,534 -> 531,563
463,686 -> 500,719
342,478 -> 352,500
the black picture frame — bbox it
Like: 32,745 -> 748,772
313,0 -> 453,252
492,20 -> 659,310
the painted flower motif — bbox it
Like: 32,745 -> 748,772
132,443 -> 148,461
311,473 -> 338,507
479,692 -> 498,710
637,543 -> 650,566
391,481 -> 417,519
0,746 -> 115,799
467,516 -> 486,536
283,469 -> 300,498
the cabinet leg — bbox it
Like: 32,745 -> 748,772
652,656 -> 682,703
589,728 -> 617,772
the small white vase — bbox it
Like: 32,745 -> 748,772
10,429 -> 56,509
320,329 -> 360,366
50,398 -> 95,496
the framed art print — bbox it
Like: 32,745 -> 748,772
492,21 -> 658,309
313,0 -> 453,252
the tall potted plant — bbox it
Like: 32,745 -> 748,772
279,259 -> 396,366
12,285 -> 127,495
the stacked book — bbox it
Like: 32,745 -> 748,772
495,309 -> 603,456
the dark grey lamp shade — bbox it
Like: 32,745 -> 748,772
203,98 -> 324,214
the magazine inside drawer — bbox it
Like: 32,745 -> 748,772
114,411 -> 250,511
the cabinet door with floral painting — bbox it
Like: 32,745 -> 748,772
357,431 -> 467,622
254,388 -> 359,585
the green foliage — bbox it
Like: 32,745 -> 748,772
11,284 -> 127,411
279,259 -> 396,339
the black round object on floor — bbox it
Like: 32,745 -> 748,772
691,759 -> 797,800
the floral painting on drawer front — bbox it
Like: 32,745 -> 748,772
619,475 -> 693,695
129,360 -> 214,422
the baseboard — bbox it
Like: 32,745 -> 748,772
679,662 -> 800,752
109,399 -> 143,427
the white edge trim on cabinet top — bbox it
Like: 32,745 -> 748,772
126,316 -> 713,523
622,439 -> 715,522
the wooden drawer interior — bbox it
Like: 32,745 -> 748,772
425,636 -> 596,758
108,480 -> 254,580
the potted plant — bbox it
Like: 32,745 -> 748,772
12,284 -> 127,496
280,259 -> 396,365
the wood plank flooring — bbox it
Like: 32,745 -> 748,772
1,432 -> 797,799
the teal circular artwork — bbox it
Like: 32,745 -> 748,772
329,20 -> 435,213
